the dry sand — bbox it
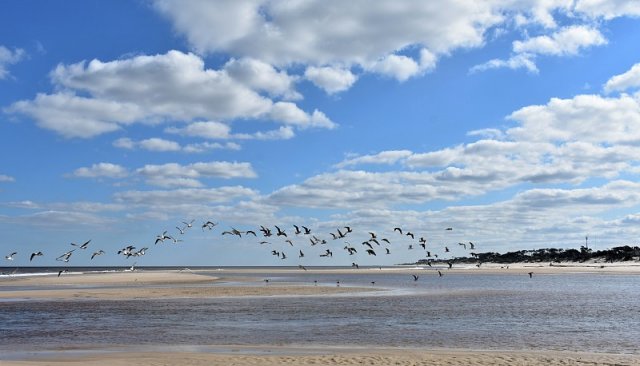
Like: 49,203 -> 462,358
2,347 -> 639,366
0,270 -> 375,300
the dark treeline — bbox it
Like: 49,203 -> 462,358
417,245 -> 640,265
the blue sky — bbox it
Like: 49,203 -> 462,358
2,1 -> 640,267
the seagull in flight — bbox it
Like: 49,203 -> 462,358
30,251 -> 43,261
5,252 -> 17,261
182,219 -> 195,229
56,249 -> 75,262
71,239 -> 91,249
58,269 -> 68,277
412,274 -> 419,281
91,250 -> 105,260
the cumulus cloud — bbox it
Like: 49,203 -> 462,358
71,160 -> 256,187
512,26 -> 607,56
114,136 -> 237,153
135,161 -> 257,188
304,66 -> 357,94
604,63 -> 640,93
71,163 -> 129,179
472,26 -> 607,73
0,45 -> 25,79
335,150 -> 413,168
165,120 -> 297,140
469,53 -> 538,73
224,57 -> 301,100
114,186 -> 257,206
6,50 -> 334,138
506,93 -> 640,144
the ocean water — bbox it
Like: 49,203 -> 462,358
0,267 -> 638,354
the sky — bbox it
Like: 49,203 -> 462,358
2,0 -> 640,267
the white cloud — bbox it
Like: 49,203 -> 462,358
471,26 -> 607,74
135,161 -> 257,188
604,63 -> 640,93
469,53 -> 538,73
224,57 -> 301,100
6,50 -> 333,138
166,120 -> 297,141
513,25 -> 607,56
335,150 -> 413,168
574,0 -> 640,20
138,138 -> 181,152
0,45 -> 25,79
72,163 -> 129,179
507,93 -> 640,144
114,186 -> 258,206
304,66 -> 357,94
0,174 -> 15,182
183,141 -> 242,153
165,121 -> 232,139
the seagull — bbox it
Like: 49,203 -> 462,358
58,269 -> 68,277
182,219 -> 195,229
366,249 -> 377,256
245,230 -> 257,237
412,274 -> 419,281
155,231 -> 172,244
299,250 -> 304,258
129,262 -> 137,272
469,242 -> 475,250
528,272 -> 533,278
438,270 -> 443,277
406,232 -> 415,239
275,225 -> 287,237
91,250 -> 105,260
5,252 -> 17,261
56,250 -> 75,262
385,248 -> 390,255
293,225 -> 302,235
302,226 -> 312,235
30,251 -> 43,261
260,225 -> 273,237
393,227 -> 403,234
176,226 -> 186,235
458,242 -> 467,250
222,227 -> 243,237
202,221 -> 218,231
445,227 -> 453,231
71,239 -> 91,249
298,264 -> 307,271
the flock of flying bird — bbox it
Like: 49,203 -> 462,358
3,219 -> 488,280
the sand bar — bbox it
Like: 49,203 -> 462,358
2,346 -> 639,365
0,270 -> 376,300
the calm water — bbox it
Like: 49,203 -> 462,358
0,268 -> 638,354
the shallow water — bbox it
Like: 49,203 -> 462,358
0,269 -> 638,354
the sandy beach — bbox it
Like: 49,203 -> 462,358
2,266 -> 640,365
2,346 -> 639,365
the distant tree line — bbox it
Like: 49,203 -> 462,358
417,245 -> 640,265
